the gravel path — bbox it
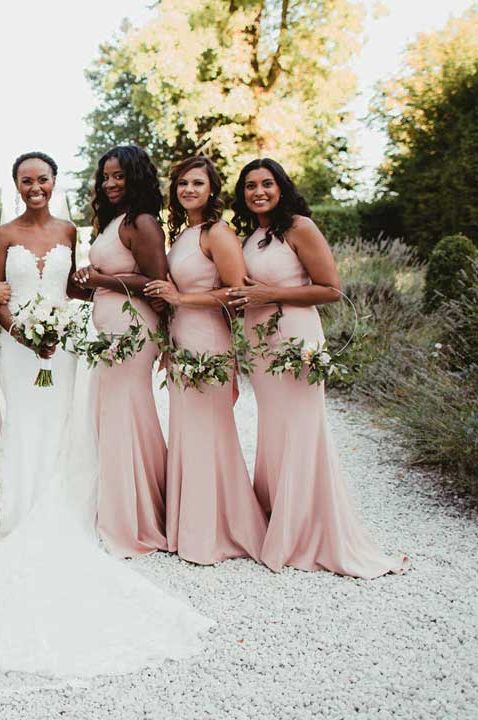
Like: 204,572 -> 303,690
0,382 -> 476,720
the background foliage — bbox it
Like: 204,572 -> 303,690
371,7 -> 478,256
76,0 -> 364,219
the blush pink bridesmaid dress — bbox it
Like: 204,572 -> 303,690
89,213 -> 167,557
243,228 -> 409,578
166,224 -> 267,564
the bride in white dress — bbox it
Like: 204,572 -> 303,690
0,152 -> 212,677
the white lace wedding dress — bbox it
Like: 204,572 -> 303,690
0,243 -> 212,677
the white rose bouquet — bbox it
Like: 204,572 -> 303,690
12,294 -> 78,387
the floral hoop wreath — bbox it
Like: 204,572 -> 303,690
71,278 -> 146,368
253,287 -> 359,386
148,297 -> 254,391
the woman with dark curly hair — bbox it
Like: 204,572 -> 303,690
229,158 -> 409,578
72,145 -> 169,557
144,156 -> 266,565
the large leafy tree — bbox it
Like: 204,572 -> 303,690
76,1 -> 364,218
372,8 -> 478,256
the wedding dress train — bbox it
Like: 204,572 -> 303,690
0,243 -> 212,677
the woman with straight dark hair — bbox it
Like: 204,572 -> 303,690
229,158 -> 409,578
144,156 -> 266,565
73,145 -> 168,557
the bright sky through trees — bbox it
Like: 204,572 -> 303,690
0,0 -> 474,195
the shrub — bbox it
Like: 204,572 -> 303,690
311,203 -> 360,245
322,238 -> 423,387
441,259 -> 478,368
424,234 -> 477,311
357,343 -> 478,490
357,197 -> 406,243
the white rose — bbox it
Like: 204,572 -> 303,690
319,352 -> 331,365
284,360 -> 293,370
34,324 -> 45,336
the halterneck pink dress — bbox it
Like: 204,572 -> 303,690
166,224 -> 267,564
89,213 -> 167,557
244,227 -> 409,578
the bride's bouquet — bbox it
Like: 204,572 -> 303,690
12,295 -> 78,387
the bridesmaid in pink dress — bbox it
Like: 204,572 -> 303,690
72,145 -> 168,557
144,156 -> 266,565
229,158 -> 409,578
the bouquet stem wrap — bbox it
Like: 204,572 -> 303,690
35,358 -> 53,387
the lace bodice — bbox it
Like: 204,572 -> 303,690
5,243 -> 72,311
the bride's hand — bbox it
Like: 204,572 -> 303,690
0,281 -> 11,304
72,265 -> 103,289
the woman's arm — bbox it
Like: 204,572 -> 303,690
144,223 -> 246,309
0,231 -> 14,332
228,217 -> 341,308
72,215 -> 167,296
66,227 -> 93,301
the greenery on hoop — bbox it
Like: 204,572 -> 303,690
148,307 -> 256,391
252,297 -> 357,386
72,301 -> 145,368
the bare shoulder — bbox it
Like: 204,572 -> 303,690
133,213 -> 163,233
122,214 -> 165,251
287,214 -> 323,248
207,220 -> 240,246
0,220 -> 19,249
53,218 -> 77,243
291,214 -> 319,235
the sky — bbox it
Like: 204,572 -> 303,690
0,0 -> 475,201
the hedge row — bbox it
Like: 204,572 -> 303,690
311,198 -> 406,245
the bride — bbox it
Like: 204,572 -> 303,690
0,151 -> 212,677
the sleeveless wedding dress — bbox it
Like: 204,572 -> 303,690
0,243 -> 212,677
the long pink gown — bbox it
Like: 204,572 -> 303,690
166,224 -> 267,564
89,213 -> 167,557
244,227 -> 409,577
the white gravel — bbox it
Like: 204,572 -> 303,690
0,381 -> 477,720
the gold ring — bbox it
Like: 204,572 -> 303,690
156,288 -> 160,295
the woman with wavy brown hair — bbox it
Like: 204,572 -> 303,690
144,156 -> 266,565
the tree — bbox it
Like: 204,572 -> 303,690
371,8 -> 478,256
77,1 -> 365,215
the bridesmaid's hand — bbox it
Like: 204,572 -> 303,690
0,281 -> 11,304
38,342 -> 57,359
147,296 -> 167,314
72,265 -> 103,289
144,274 -> 182,306
227,276 -> 277,307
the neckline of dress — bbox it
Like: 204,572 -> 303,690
8,243 -> 71,278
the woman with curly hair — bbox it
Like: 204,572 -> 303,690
229,158 -> 409,578
144,156 -> 266,565
73,145 -> 168,557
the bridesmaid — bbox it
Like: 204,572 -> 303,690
229,158 -> 409,578
72,145 -> 168,557
144,156 -> 266,565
